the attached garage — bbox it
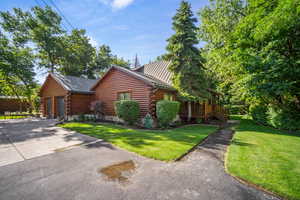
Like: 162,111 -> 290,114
39,73 -> 97,119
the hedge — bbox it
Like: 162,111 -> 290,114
115,100 -> 140,125
156,100 -> 180,127
268,106 -> 300,131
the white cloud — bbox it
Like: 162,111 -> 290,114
111,0 -> 134,10
98,0 -> 134,10
88,36 -> 98,47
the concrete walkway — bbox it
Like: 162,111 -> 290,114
0,120 -> 279,200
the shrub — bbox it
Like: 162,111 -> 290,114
115,100 -> 140,125
249,104 -> 268,125
268,106 -> 300,130
156,100 -> 180,127
78,113 -> 86,122
143,113 -> 153,129
225,104 -> 247,115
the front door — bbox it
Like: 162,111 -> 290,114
46,98 -> 52,118
56,96 -> 65,118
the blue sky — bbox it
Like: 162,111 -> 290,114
1,0 -> 210,82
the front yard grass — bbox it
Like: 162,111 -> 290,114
60,123 -> 218,161
0,115 -> 27,120
226,116 -> 300,200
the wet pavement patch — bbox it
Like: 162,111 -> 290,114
99,160 -> 136,183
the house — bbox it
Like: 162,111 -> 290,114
40,61 -> 227,122
39,73 -> 98,119
0,96 -> 29,114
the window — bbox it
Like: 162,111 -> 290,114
118,92 -> 131,100
164,93 -> 174,101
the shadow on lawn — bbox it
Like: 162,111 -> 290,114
231,139 -> 254,146
237,119 -> 300,138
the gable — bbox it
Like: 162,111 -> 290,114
92,68 -> 152,91
39,75 -> 68,97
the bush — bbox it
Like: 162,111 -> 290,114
115,100 -> 140,125
249,104 -> 268,125
225,104 -> 247,115
268,106 -> 300,130
143,113 -> 153,129
78,113 -> 86,122
156,100 -> 180,127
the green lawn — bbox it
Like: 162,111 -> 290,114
226,116 -> 300,200
60,123 -> 218,161
0,115 -> 27,120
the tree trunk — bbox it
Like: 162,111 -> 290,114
188,101 -> 192,122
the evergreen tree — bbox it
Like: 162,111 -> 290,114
166,1 -> 208,97
166,1 -> 208,121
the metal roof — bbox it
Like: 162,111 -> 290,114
50,73 -> 98,94
134,61 -> 221,96
134,61 -> 173,86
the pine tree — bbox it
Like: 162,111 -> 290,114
166,1 -> 208,121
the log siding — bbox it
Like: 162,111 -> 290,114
94,68 -> 153,118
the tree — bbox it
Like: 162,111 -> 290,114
92,45 -> 112,76
0,32 -> 37,112
59,29 -> 95,78
111,55 -> 130,68
166,1 -> 208,121
231,0 -> 300,111
199,0 -> 300,126
198,0 -> 246,105
0,6 -> 65,72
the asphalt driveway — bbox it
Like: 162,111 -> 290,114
0,119 -> 279,200
0,118 -> 97,166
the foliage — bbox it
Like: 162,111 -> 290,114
92,45 -> 112,76
143,113 -> 153,129
114,100 -> 140,125
267,106 -> 300,131
227,116 -> 300,200
225,105 -> 247,115
166,1 -> 209,100
61,122 -> 217,161
78,114 -> 86,122
156,100 -> 180,127
111,55 -> 130,68
249,103 -> 268,125
198,0 -> 246,105
0,32 -> 37,112
199,0 -> 300,130
0,6 -> 126,79
58,29 -> 95,78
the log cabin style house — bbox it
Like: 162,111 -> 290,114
39,73 -> 97,119
40,61 -> 227,122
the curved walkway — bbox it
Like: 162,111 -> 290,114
0,119 -> 279,200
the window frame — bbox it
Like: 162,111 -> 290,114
117,91 -> 132,101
